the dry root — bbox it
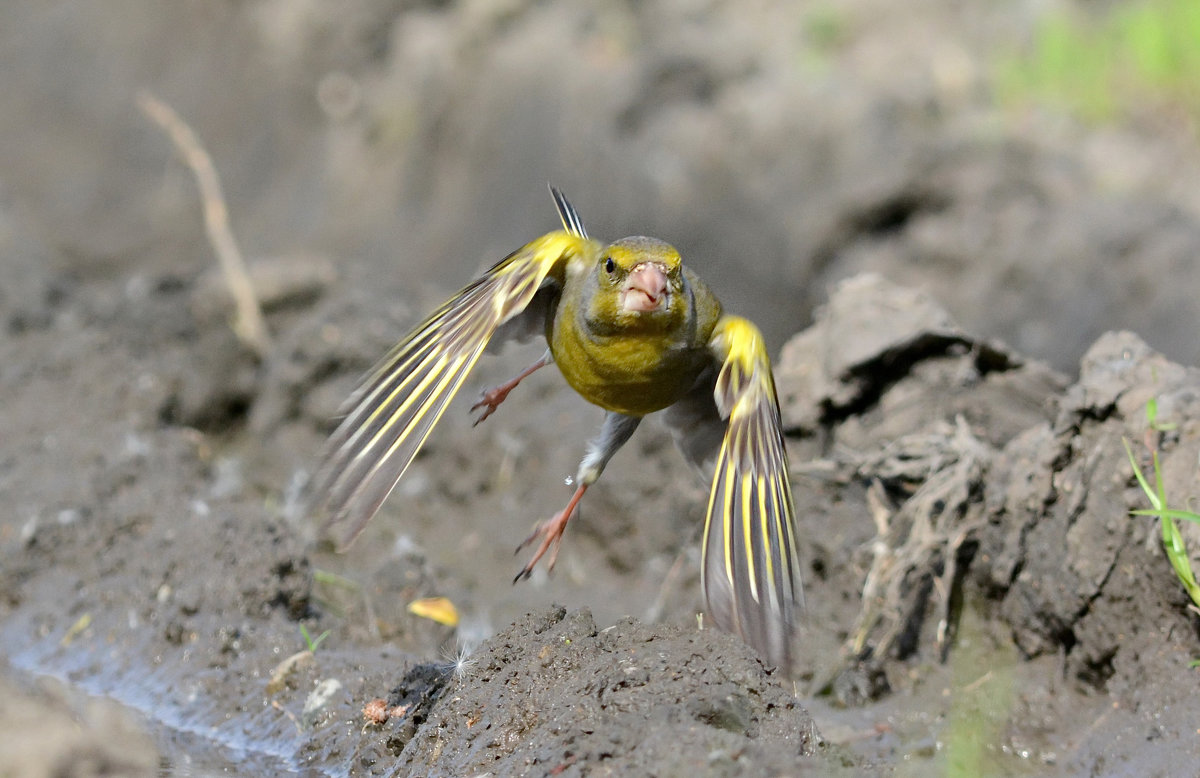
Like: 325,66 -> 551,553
848,415 -> 992,663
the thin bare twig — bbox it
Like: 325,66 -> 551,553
137,90 -> 271,356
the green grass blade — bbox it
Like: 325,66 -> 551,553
1131,508 -> 1200,524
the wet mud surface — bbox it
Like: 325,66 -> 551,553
4,2 -> 1200,776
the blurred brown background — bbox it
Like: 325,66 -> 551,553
5,0 -> 1200,372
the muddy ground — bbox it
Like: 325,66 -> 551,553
4,2 -> 1200,776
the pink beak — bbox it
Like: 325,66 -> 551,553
622,263 -> 668,312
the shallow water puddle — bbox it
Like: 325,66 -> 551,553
6,646 -> 320,776
1,609 -> 415,778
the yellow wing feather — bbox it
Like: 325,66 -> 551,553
703,315 -> 801,671
310,232 -> 590,548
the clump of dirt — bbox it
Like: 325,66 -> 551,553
777,274 -> 1069,681
390,606 -> 818,776
982,329 -> 1200,686
778,274 -> 1200,771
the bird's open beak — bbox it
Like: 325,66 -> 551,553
621,263 -> 668,312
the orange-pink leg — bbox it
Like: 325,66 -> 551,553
513,483 -> 589,582
470,355 -> 550,426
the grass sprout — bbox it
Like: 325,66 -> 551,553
1146,396 -> 1179,432
300,623 -> 332,654
1123,436 -> 1200,609
313,568 -> 361,590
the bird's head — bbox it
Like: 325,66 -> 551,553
585,236 -> 687,333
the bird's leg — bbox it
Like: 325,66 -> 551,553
513,482 -> 588,582
471,350 -> 551,426
513,412 -> 642,582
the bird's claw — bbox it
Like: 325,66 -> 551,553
512,508 -> 573,583
469,355 -> 549,427
470,385 -> 512,427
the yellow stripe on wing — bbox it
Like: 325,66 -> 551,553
701,315 -> 800,672
310,232 -> 590,548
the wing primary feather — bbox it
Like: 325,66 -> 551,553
313,301 -> 493,545
702,453 -> 738,636
312,285 -> 491,508
311,232 -> 586,548
548,184 -> 588,239
332,347 -> 485,544
702,315 -> 800,671
740,471 -> 758,602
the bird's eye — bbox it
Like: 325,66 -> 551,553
604,257 -> 615,274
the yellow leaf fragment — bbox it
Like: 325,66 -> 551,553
407,596 -> 459,626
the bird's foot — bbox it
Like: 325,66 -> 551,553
513,483 -> 588,582
470,355 -> 549,426
471,383 -> 517,426
512,510 -> 571,582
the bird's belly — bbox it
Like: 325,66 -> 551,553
553,334 -> 704,417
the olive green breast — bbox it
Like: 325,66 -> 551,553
549,266 -> 721,417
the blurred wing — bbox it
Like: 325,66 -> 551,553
702,315 -> 801,671
310,231 -> 592,548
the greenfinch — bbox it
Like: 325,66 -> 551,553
311,187 -> 801,670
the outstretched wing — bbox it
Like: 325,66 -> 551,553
310,230 -> 593,549
702,315 -> 801,671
